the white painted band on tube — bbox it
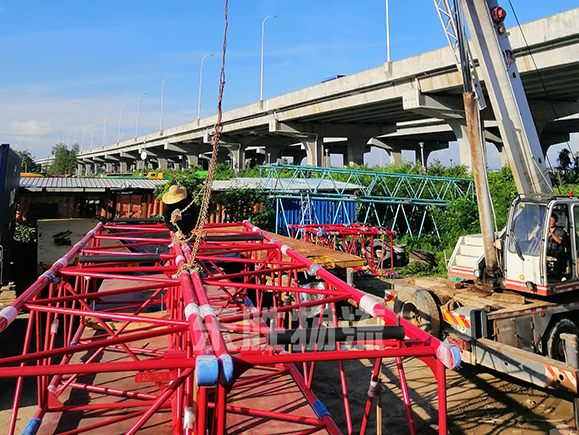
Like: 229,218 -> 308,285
252,226 -> 260,233
183,406 -> 194,429
200,304 -> 216,319
76,241 -> 87,248
56,258 -> 68,268
48,385 -> 56,394
268,238 -> 278,244
308,263 -> 321,276
281,245 -> 290,256
175,255 -> 185,264
42,270 -> 56,282
51,319 -> 59,335
184,303 -> 200,320
368,378 -> 379,397
0,306 -> 18,325
359,295 -> 378,316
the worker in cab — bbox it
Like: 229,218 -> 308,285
546,214 -> 567,280
162,185 -> 199,236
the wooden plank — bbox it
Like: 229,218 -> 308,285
264,231 -> 365,269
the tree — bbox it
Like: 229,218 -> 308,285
16,150 -> 41,173
49,143 -> 78,175
557,148 -> 572,172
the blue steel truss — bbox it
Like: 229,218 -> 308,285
258,164 -> 475,239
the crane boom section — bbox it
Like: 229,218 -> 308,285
462,0 -> 553,196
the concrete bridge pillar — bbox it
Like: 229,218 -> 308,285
346,137 -> 367,167
84,164 -> 92,175
77,164 -> 84,176
186,155 -> 199,169
137,160 -> 145,171
415,143 -> 433,171
105,162 -> 113,173
172,161 -> 181,171
304,137 -> 323,166
230,145 -> 246,172
388,150 -> 402,165
156,158 -> 167,171
449,121 -> 473,172
119,161 -> 128,173
93,163 -> 101,174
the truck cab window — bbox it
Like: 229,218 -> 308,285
509,202 -> 546,256
547,205 -> 570,282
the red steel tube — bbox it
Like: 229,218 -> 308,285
171,243 -> 211,355
125,368 -> 193,435
0,325 -> 187,368
0,356 -> 196,378
242,222 -> 460,370
0,222 -> 103,332
288,363 -> 342,435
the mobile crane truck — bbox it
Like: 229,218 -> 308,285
385,0 -> 579,426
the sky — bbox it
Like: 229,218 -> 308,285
0,0 -> 576,169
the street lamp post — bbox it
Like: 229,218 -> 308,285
117,103 -> 129,144
135,93 -> 147,139
260,15 -> 277,102
385,0 -> 391,62
197,54 -> 213,122
103,113 -> 112,147
90,118 -> 99,150
160,77 -> 172,134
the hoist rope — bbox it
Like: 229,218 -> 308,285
174,0 -> 229,275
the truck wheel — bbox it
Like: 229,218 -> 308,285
546,318 -> 579,362
396,287 -> 441,338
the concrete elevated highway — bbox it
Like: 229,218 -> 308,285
39,8 -> 579,174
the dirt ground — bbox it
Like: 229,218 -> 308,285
0,276 -> 577,434
319,276 -> 577,435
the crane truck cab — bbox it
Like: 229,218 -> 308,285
449,196 -> 579,297
505,196 -> 578,295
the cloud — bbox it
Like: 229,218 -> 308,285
8,120 -> 52,137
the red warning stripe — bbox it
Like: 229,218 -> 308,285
443,310 -> 471,329
545,364 -> 576,390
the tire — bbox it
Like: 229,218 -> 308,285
395,286 -> 441,338
546,318 -> 579,362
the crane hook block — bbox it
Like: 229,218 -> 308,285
491,6 -> 507,24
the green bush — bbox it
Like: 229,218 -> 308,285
14,225 -> 36,243
217,188 -> 274,230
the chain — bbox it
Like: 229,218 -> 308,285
176,0 -> 228,275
